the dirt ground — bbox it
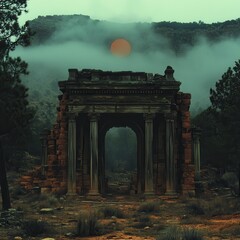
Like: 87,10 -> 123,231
1,191 -> 240,240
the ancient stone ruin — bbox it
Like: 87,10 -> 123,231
21,66 -> 201,196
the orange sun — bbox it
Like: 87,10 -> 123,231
110,38 -> 132,56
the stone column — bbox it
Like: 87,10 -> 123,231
165,114 -> 176,195
144,113 -> 154,195
67,114 -> 77,195
192,127 -> 201,180
89,113 -> 100,195
40,129 -> 49,176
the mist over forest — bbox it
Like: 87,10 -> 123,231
11,15 -> 240,153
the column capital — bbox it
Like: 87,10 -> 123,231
88,113 -> 100,121
67,112 -> 78,121
143,113 -> 155,121
164,112 -> 175,121
192,127 -> 202,140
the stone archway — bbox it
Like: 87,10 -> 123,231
35,67 -> 197,197
98,114 -> 145,195
103,127 -> 137,195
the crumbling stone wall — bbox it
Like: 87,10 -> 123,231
177,92 -> 195,194
20,93 -> 69,194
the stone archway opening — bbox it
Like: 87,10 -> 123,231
104,127 -> 137,195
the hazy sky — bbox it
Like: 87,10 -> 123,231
20,0 -> 240,24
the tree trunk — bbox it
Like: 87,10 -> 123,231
0,140 -> 11,210
239,161 -> 240,197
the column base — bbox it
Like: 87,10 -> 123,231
144,190 -> 155,197
87,190 -> 101,200
88,189 -> 100,196
66,192 -> 77,196
165,190 -> 177,196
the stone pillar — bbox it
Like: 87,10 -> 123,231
165,114 -> 176,195
40,129 -> 49,176
144,113 -> 154,195
89,113 -> 100,195
67,114 -> 77,195
192,127 -> 201,180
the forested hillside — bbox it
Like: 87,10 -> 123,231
29,15 -> 240,53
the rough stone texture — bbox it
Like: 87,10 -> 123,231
20,68 -> 196,195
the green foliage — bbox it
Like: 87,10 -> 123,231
0,0 -> 34,138
158,226 -> 204,240
132,216 -> 152,229
0,0 -> 31,57
0,0 -> 34,211
193,59 -> 240,171
76,211 -> 101,237
186,201 -> 205,216
22,219 -> 52,237
187,197 -> 240,217
138,201 -> 161,213
100,206 -> 125,218
160,225 -> 181,240
209,60 -> 240,172
26,193 -> 60,209
182,228 -> 204,240
204,197 -> 240,217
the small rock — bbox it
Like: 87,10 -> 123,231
111,216 -> 117,219
55,206 -> 64,210
9,208 -> 17,212
14,237 -> 23,240
65,232 -> 74,237
182,214 -> 188,219
41,238 -> 55,240
40,208 -> 54,214
144,226 -> 150,229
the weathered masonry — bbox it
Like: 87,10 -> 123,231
21,67 -> 201,196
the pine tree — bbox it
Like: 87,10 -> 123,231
0,0 -> 33,210
210,60 -> 240,195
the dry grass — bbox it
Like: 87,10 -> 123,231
138,201 -> 161,214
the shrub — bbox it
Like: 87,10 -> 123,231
160,225 -> 181,240
138,201 -> 160,213
27,193 -> 60,209
76,211 -> 102,237
132,216 -> 151,229
100,206 -> 125,218
158,226 -> 204,240
11,186 -> 26,199
221,172 -> 238,187
204,197 -> 240,216
182,228 -> 204,240
22,219 -> 52,237
187,201 -> 205,215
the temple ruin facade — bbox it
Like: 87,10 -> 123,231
21,66 -> 201,196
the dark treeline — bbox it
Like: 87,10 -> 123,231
29,15 -> 240,53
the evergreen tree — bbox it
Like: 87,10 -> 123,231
209,60 -> 240,194
0,0 -> 33,210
